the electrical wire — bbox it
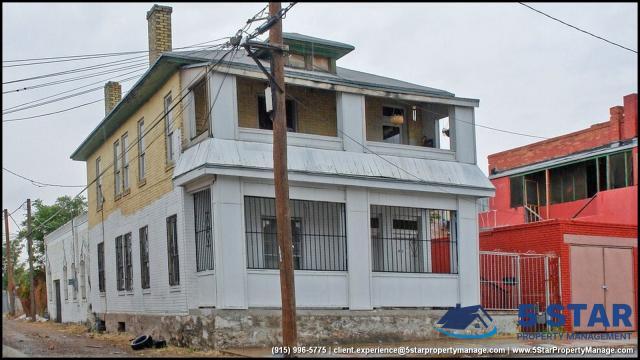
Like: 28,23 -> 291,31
3,167 -> 86,188
518,2 -> 637,54
2,38 -> 230,65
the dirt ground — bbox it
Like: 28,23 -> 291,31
1,315 -> 232,358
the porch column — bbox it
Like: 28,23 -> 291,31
456,196 -> 480,306
337,92 -> 366,153
450,106 -> 477,164
212,175 -> 248,308
210,72 -> 238,140
346,187 -> 372,309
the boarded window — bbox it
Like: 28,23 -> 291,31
258,96 -> 296,132
192,78 -> 209,138
115,235 -> 124,291
194,189 -> 214,272
97,243 -> 105,293
124,233 -> 132,291
287,53 -> 306,69
166,215 -> 180,286
139,226 -> 150,289
312,55 -> 330,72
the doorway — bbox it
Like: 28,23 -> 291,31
53,280 -> 62,323
570,245 -> 636,332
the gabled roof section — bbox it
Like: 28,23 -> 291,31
70,55 -> 201,161
282,32 -> 355,59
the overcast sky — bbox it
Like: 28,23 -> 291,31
2,2 -> 637,236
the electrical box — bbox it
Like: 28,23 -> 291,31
265,86 -> 273,113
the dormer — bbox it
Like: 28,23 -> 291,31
258,32 -> 354,74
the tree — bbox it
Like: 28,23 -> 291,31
16,195 -> 87,272
2,236 -> 24,290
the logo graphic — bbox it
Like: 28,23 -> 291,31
435,304 -> 498,339
518,303 -> 633,328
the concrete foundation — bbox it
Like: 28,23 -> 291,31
101,309 -> 517,350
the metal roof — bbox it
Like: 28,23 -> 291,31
282,32 -> 355,59
174,138 -> 495,195
489,138 -> 638,179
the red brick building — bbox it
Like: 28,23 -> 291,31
479,93 -> 637,332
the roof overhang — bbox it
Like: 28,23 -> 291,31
489,138 -> 638,179
70,55 -> 201,161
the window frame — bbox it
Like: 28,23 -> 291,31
194,189 -> 214,272
257,94 -> 297,132
166,214 -> 180,286
139,226 -> 150,289
190,76 -> 210,140
115,235 -> 124,291
123,232 -> 133,291
113,139 -> 121,198
137,118 -> 146,183
97,242 -> 105,293
96,156 -> 103,210
381,105 -> 406,144
121,133 -> 130,193
164,93 -> 175,165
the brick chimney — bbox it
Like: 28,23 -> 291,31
147,4 -> 172,65
104,81 -> 122,115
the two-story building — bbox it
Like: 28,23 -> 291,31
69,4 -> 494,347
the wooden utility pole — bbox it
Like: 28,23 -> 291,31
269,1 -> 297,349
4,209 -> 15,316
27,199 -> 35,321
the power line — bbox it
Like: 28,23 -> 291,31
2,57 -> 148,84
18,43 -> 239,240
3,167 -> 86,188
3,99 -> 104,122
3,72 -> 143,114
518,2 -> 637,54
14,6 -> 286,240
2,38 -> 230,65
2,63 -> 148,94
8,201 -> 27,217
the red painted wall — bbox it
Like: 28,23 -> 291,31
480,220 -> 638,332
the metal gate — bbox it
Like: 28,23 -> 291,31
480,251 -> 561,330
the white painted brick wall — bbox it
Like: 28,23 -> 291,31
45,214 -> 90,323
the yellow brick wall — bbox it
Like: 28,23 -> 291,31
87,72 -> 183,228
365,96 -> 424,145
236,77 -> 338,137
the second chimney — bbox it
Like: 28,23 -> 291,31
104,81 -> 122,115
147,4 -> 173,65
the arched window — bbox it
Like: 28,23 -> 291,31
80,260 -> 86,300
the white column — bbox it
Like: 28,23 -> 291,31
212,175 -> 248,308
346,187 -> 372,309
210,72 -> 238,140
337,92 -> 366,152
456,196 -> 480,306
451,106 -> 476,164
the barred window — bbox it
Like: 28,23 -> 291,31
194,189 -> 214,271
63,265 -> 68,300
244,196 -> 347,271
370,205 -> 458,274
139,226 -> 150,289
115,235 -> 124,291
97,242 -> 105,292
166,215 -> 180,286
71,263 -> 77,300
80,260 -> 86,300
124,232 -> 133,291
